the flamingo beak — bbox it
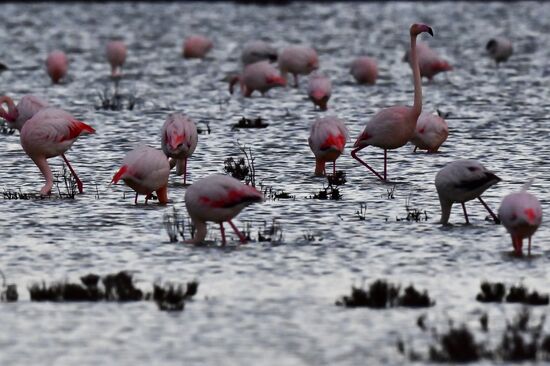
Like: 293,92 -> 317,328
426,26 -> 434,37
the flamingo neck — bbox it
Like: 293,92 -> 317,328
439,198 -> 452,225
410,34 -> 422,119
191,220 -> 207,244
0,96 -> 17,122
34,157 -> 54,196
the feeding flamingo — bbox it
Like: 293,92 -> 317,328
350,56 -> 378,85
161,113 -> 198,185
410,110 -> 449,153
229,61 -> 286,97
241,40 -> 278,65
486,37 -> 513,65
278,45 -> 319,87
20,108 -> 95,195
307,73 -> 331,111
105,41 -> 127,77
435,159 -> 501,225
308,116 -> 348,176
352,23 -> 433,181
111,145 -> 170,205
0,95 -> 49,131
403,42 -> 452,81
499,183 -> 542,256
185,174 -> 263,245
46,50 -> 68,84
183,35 -> 213,59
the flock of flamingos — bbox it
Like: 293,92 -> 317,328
0,23 -> 541,255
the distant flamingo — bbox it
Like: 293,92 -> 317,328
308,73 -> 331,111
20,108 -> 95,195
435,160 -> 501,225
308,116 -> 348,176
185,174 -> 263,245
111,145 -> 170,205
352,23 -> 433,181
350,56 -> 378,85
46,50 -> 68,84
161,113 -> 198,185
105,41 -> 127,77
241,40 -> 278,65
278,45 -> 319,87
486,37 -> 513,65
229,61 -> 286,97
0,95 -> 48,131
499,183 -> 542,256
410,110 -> 449,153
403,42 -> 452,81
183,35 -> 213,59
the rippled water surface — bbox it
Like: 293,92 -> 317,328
1,2 -> 550,365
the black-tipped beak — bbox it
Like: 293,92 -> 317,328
427,27 -> 434,37
487,172 -> 501,183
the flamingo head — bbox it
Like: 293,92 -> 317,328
0,96 -> 18,122
410,23 -> 434,37
266,74 -> 286,87
307,55 -> 319,71
432,60 -> 453,73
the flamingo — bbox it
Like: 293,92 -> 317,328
185,174 -> 263,245
105,41 -> 127,77
403,42 -> 452,81
46,50 -> 68,84
350,56 -> 378,85
307,73 -> 331,111
111,145 -> 170,205
499,183 -> 542,256
278,45 -> 319,87
0,94 -> 49,131
183,35 -> 213,59
308,116 -> 348,176
241,40 -> 278,65
352,23 -> 433,181
410,110 -> 449,153
435,160 -> 501,225
229,61 -> 286,97
486,37 -> 513,65
161,113 -> 198,185
20,108 -> 95,195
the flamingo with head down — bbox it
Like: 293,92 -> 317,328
183,35 -> 213,59
229,61 -> 286,97
350,56 -> 378,85
307,73 -> 331,111
161,112 -> 198,185
0,94 -> 49,131
106,41 -> 127,77
486,37 -> 513,65
278,45 -> 319,87
46,50 -> 68,84
403,42 -> 452,81
241,40 -> 278,65
308,116 -> 348,176
410,110 -> 449,153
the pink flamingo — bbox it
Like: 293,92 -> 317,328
352,23 -> 433,181
308,116 -> 348,176
105,41 -> 127,77
111,145 -> 170,205
241,40 -> 278,65
435,159 -> 501,225
486,37 -> 513,65
307,73 -> 331,111
410,110 -> 449,153
46,50 -> 68,84
403,42 -> 452,81
161,113 -> 198,185
183,35 -> 213,59
350,56 -> 378,85
185,174 -> 263,245
20,108 -> 95,195
278,45 -> 319,87
0,95 -> 49,131
229,61 -> 286,97
499,183 -> 542,256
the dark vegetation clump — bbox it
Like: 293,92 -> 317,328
336,280 -> 434,308
259,183 -> 295,201
0,120 -> 15,135
396,193 -> 428,222
355,203 -> 367,220
310,184 -> 342,200
96,85 -> 137,111
163,207 -> 194,243
476,281 -> 506,302
0,62 -> 7,71
2,189 -> 42,200
476,282 -> 549,305
327,171 -> 346,186
232,116 -> 269,130
238,219 -> 284,243
54,166 -> 78,199
223,144 -> 256,186
102,271 -> 143,301
0,270 -> 18,302
152,281 -> 198,311
428,325 -> 484,362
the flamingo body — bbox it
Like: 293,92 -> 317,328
161,113 -> 198,184
486,37 -> 513,64
241,40 -> 278,65
307,73 -> 331,111
278,45 -> 319,86
350,56 -> 378,85
404,42 -> 452,81
106,41 -> 127,77
46,50 -> 68,84
183,35 -> 213,59
230,61 -> 286,97
308,116 -> 348,176
410,111 -> 449,153
0,95 -> 49,131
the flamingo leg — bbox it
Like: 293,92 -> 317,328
528,236 -> 532,256
293,73 -> 299,87
228,220 -> 247,244
383,149 -> 387,181
220,223 -> 226,246
134,192 -> 138,205
351,147 -> 385,181
333,161 -> 336,176
477,197 -> 500,223
461,202 -> 469,224
61,154 -> 83,193
413,146 -> 418,153
183,157 -> 188,185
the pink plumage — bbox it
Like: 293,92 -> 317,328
183,35 -> 213,59
161,113 -> 198,184
278,45 -> 319,87
0,94 -> 49,131
46,50 -> 68,84
410,111 -> 449,153
229,61 -> 286,97
350,56 -> 378,85
404,42 -> 452,81
105,41 -> 127,77
308,116 -> 348,176
307,73 -> 332,111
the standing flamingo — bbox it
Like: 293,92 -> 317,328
20,108 -> 95,195
486,37 -> 513,65
352,23 -> 433,181
46,50 -> 68,84
111,145 -> 170,205
309,116 -> 348,176
410,110 -> 449,153
241,40 -> 278,65
307,73 -> 331,111
161,113 -> 198,185
499,183 -> 542,256
185,174 -> 263,245
403,42 -> 452,81
183,35 -> 213,59
435,160 -> 501,225
350,56 -> 378,85
229,61 -> 286,97
0,95 -> 49,131
278,45 -> 319,87
106,41 -> 127,77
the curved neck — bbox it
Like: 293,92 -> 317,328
410,35 -> 422,118
0,96 -> 17,121
34,157 -> 54,195
190,220 -> 207,244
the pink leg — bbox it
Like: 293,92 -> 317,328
351,147 -> 385,181
461,202 -> 469,224
134,192 -> 138,205
183,158 -> 188,185
228,220 -> 247,244
220,223 -> 226,246
61,154 -> 83,193
478,197 -> 500,223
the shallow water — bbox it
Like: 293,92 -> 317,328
1,1 -> 549,365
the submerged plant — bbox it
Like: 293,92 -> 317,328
476,282 -> 549,305
223,143 -> 257,186
336,280 -> 434,308
0,270 -> 18,302
232,116 -> 269,130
